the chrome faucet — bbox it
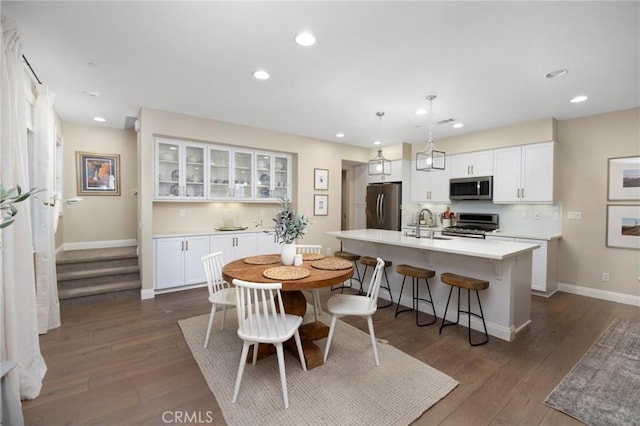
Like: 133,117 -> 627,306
415,208 -> 434,239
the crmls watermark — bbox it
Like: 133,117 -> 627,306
161,411 -> 215,424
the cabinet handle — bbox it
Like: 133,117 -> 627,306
185,240 -> 189,251
517,188 -> 520,198
181,241 -> 184,251
471,165 -> 474,175
521,188 -> 524,199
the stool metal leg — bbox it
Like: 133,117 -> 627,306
331,260 -> 362,294
414,277 -> 436,326
468,289 -> 489,346
378,269 -> 393,308
395,275 -> 411,318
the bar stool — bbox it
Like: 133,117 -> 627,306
331,251 -> 362,293
359,256 -> 393,308
395,264 -> 436,326
439,272 -> 490,346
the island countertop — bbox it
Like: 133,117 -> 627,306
327,229 -> 539,260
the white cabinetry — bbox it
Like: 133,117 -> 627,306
155,138 -> 207,200
410,160 -> 450,202
255,152 -> 291,201
449,150 -> 494,178
155,235 -> 209,290
493,142 -> 554,203
257,232 -> 280,255
485,235 -> 558,294
368,160 -> 405,183
207,145 -> 254,200
210,233 -> 256,262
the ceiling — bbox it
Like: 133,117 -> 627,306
3,1 -> 639,149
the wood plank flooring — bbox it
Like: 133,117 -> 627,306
22,288 -> 639,425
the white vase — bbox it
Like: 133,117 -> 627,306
281,243 -> 296,265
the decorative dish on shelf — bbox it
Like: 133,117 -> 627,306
171,169 -> 179,181
170,184 -> 180,196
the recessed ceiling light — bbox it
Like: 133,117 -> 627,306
253,70 -> 270,80
415,108 -> 428,116
93,116 -> 106,122
336,132 -> 345,138
295,32 -> 316,46
453,123 -> 464,128
570,95 -> 588,103
545,69 -> 569,79
373,141 -> 381,146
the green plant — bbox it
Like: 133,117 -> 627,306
272,197 -> 310,244
0,184 -> 41,229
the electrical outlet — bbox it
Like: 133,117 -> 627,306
520,210 -> 528,219
534,211 -> 541,220
602,272 -> 610,282
568,211 -> 583,220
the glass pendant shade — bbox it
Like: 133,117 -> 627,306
416,94 -> 446,172
368,148 -> 391,176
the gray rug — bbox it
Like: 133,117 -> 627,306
544,319 -> 640,426
178,308 -> 458,425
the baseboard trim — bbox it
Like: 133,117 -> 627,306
63,239 -> 137,251
558,282 -> 640,307
140,289 -> 155,300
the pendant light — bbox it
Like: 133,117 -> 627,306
368,112 -> 391,176
416,95 -> 445,171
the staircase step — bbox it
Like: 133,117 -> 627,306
58,280 -> 141,300
57,265 -> 140,282
57,256 -> 138,273
56,246 -> 137,265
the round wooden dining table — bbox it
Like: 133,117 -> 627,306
222,255 -> 353,369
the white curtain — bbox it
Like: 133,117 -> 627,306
1,16 -> 47,419
32,85 -> 61,333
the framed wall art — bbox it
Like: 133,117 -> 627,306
76,151 -> 121,196
314,168 -> 329,190
314,194 -> 328,216
606,204 -> 640,250
608,156 -> 640,201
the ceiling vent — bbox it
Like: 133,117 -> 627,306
437,118 -> 455,124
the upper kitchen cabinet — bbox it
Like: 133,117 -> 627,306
493,141 -> 555,203
410,160 -> 450,203
449,150 -> 494,178
155,138 -> 206,200
368,159 -> 405,183
207,147 -> 254,200
255,152 -> 292,201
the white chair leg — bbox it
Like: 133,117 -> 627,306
293,330 -> 307,371
323,315 -> 338,362
220,305 -> 227,330
274,343 -> 289,409
312,290 -> 320,321
204,304 -> 216,348
366,316 -> 380,366
232,341 -> 251,403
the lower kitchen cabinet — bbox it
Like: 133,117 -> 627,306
210,233 -> 257,262
485,235 -> 558,294
155,235 -> 210,290
256,232 -> 280,255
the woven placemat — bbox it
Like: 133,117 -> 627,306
263,266 -> 311,280
311,257 -> 352,270
302,252 -> 325,261
243,255 -> 281,265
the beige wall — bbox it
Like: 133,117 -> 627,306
556,108 -> 640,296
62,123 -> 137,245
137,108 -> 371,291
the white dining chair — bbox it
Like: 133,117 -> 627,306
232,279 -> 307,409
202,251 -> 237,348
323,257 -> 385,366
295,244 -> 323,321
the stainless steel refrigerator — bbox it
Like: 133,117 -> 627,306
366,182 -> 402,231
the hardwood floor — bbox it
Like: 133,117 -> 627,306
22,287 -> 639,425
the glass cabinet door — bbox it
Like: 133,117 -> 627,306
233,151 -> 253,199
156,140 -> 181,199
256,153 -> 273,200
208,147 -> 231,199
273,154 -> 290,200
183,144 -> 205,199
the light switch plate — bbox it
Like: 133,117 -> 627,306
568,211 -> 583,220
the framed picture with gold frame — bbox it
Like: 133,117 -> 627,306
76,151 -> 121,196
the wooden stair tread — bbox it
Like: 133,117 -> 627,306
58,280 -> 141,300
56,247 -> 137,265
57,265 -> 140,281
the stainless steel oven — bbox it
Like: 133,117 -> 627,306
441,213 -> 499,239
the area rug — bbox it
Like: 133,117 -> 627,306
178,309 -> 458,425
544,319 -> 640,426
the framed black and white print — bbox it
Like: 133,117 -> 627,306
314,194 -> 328,216
606,205 -> 640,250
314,168 -> 329,190
608,156 -> 640,201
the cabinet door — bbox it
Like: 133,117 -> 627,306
155,139 -> 182,200
234,233 -> 258,259
492,146 -> 522,203
155,237 -> 185,290
516,238 -> 547,292
448,153 -> 472,178
208,146 -> 232,199
255,152 -> 273,200
210,234 -> 236,262
521,142 -> 554,202
272,154 -> 291,200
257,232 -> 280,255
183,144 -> 206,199
232,151 -> 254,200
183,236 -> 209,285
471,150 -> 494,176
411,160 -> 450,202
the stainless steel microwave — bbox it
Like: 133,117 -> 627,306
449,176 -> 493,200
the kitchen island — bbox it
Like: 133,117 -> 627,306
327,229 -> 540,342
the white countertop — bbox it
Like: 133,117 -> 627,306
153,229 -> 274,238
327,229 -> 539,260
485,230 -> 562,241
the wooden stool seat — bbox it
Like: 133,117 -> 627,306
441,272 -> 489,291
396,264 -> 435,279
395,264 -> 436,326
439,272 -> 490,346
334,251 -> 361,262
359,257 -> 393,308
